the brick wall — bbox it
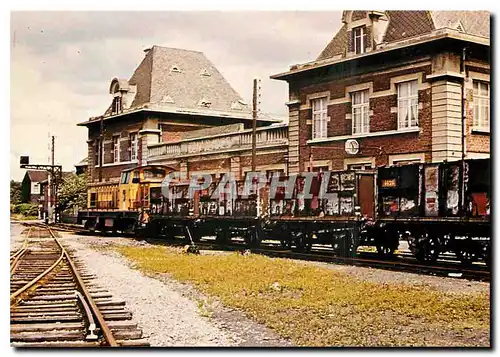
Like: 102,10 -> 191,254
87,115 -> 144,183
292,63 -> 434,171
159,123 -> 211,143
465,64 -> 490,155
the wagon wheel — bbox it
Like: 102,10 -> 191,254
163,225 -> 175,240
280,237 -> 291,249
293,232 -> 312,253
404,232 -> 418,255
244,228 -> 260,248
485,244 -> 491,269
454,237 -> 480,265
376,244 -> 395,258
280,226 -> 293,249
215,228 -> 229,244
415,233 -> 440,263
333,230 -> 356,258
376,231 -> 398,259
455,247 -> 479,265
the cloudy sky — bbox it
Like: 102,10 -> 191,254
10,11 -> 342,181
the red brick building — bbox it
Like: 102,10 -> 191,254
79,12 -> 490,210
78,46 -> 283,208
271,10 -> 490,173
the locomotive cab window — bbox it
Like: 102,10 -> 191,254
132,171 -> 140,183
120,171 -> 130,184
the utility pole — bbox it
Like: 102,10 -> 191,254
45,136 -> 56,223
51,136 -> 58,223
251,78 -> 258,172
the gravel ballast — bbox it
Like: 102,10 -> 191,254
62,235 -> 292,347
10,224 -> 489,347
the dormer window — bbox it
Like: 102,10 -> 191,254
198,99 -> 212,108
231,102 -> 242,110
112,96 -> 122,114
161,95 -> 175,104
170,65 -> 181,73
200,68 -> 211,76
353,26 -> 367,54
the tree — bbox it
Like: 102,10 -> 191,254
10,180 -> 22,204
57,173 -> 88,212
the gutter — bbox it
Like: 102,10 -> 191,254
271,29 -> 489,80
77,106 -> 281,127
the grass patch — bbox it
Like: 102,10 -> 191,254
115,245 -> 490,347
11,214 -> 38,221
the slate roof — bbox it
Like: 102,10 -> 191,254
103,46 -> 250,117
384,11 -> 435,43
317,10 -> 490,61
430,11 -> 490,38
317,24 -> 348,61
25,170 -> 48,183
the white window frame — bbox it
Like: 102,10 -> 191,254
311,97 -> 328,140
353,26 -> 366,54
397,80 -> 419,129
130,133 -> 138,161
112,135 -> 120,163
347,163 -> 372,171
473,81 -> 489,129
351,90 -> 370,134
95,138 -> 102,167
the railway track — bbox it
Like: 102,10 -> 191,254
10,225 -> 148,347
43,223 -> 490,281
144,238 -> 490,282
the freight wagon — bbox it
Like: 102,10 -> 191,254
370,158 -> 491,265
77,159 -> 491,266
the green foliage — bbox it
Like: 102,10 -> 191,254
10,180 -> 22,204
11,203 -> 38,216
116,245 -> 490,347
57,173 -> 88,211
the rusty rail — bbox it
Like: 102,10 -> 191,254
54,237 -> 119,347
11,226 -> 120,347
10,240 -> 29,275
10,242 -> 64,303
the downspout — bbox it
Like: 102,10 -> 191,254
460,47 -> 467,215
99,116 -> 103,183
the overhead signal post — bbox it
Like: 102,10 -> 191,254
19,136 -> 62,223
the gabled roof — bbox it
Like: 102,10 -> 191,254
103,45 -> 250,117
25,170 -> 48,183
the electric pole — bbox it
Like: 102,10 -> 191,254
48,136 -> 56,223
51,136 -> 57,223
251,78 -> 258,172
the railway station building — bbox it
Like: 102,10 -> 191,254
271,10 -> 490,173
78,46 -> 287,209
78,11 -> 490,210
